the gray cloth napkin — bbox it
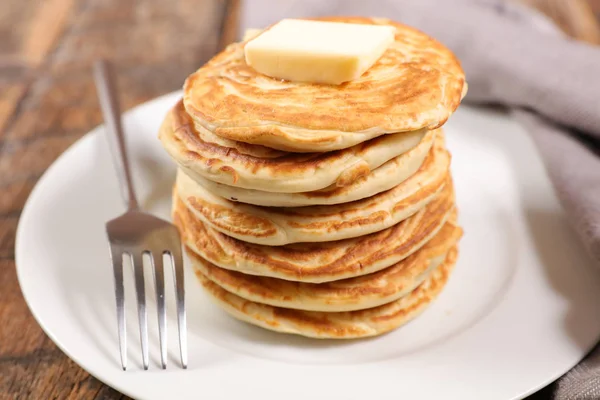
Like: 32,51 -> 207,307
241,1 -> 600,398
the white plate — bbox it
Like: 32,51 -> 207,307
16,91 -> 600,400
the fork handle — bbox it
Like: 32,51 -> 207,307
94,59 -> 139,211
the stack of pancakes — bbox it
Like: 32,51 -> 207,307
159,17 -> 467,339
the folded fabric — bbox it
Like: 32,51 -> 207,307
240,0 -> 600,398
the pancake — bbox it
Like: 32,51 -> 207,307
183,17 -> 466,152
159,100 -> 431,193
188,220 -> 462,312
174,181 -> 455,282
196,248 -> 457,339
188,129 -> 438,207
175,138 -> 450,245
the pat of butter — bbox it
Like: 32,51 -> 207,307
243,28 -> 263,41
244,19 -> 395,85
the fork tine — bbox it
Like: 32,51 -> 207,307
150,252 -> 167,369
109,245 -> 127,371
169,245 -> 187,369
132,253 -> 149,370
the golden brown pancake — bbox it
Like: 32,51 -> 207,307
187,130 -> 438,207
175,138 -> 450,245
173,179 -> 455,283
196,248 -> 458,339
159,100 -> 432,193
188,221 -> 462,312
183,17 -> 466,152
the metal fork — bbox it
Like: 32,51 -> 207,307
94,60 -> 187,371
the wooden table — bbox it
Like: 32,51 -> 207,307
0,1 -> 598,398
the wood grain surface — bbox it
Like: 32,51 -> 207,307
0,1 -> 597,399
0,0 -> 234,398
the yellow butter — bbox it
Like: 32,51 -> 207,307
243,28 -> 263,41
244,19 -> 395,85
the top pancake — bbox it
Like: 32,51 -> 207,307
183,17 -> 466,152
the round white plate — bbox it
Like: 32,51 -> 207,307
16,92 -> 600,400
